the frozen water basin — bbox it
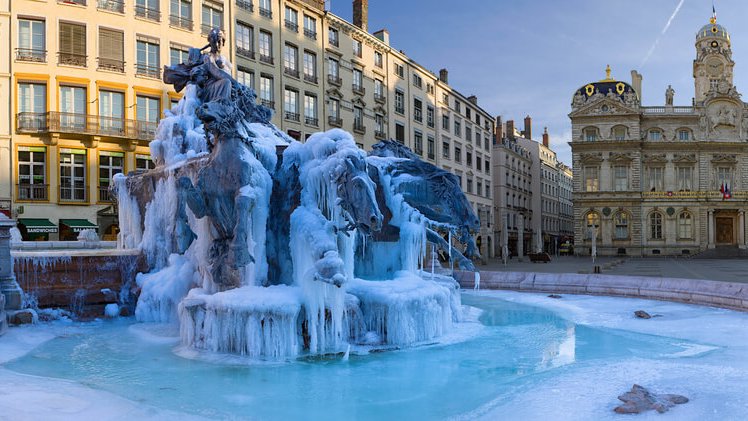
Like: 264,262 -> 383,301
3,291 -> 748,420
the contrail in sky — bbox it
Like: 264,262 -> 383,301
640,0 -> 686,67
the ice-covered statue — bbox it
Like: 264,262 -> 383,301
114,28 -> 478,360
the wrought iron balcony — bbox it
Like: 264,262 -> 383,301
285,112 -> 300,122
352,84 -> 365,96
285,20 -> 298,32
98,185 -> 114,202
59,0 -> 86,5
17,184 -> 49,201
259,7 -> 272,18
304,29 -> 317,40
97,0 -> 124,13
236,47 -> 255,59
58,52 -> 87,67
284,67 -> 299,78
169,15 -> 193,30
15,112 -> 157,141
59,184 -> 88,203
327,74 -> 342,86
353,122 -> 366,134
375,130 -> 386,139
236,0 -> 253,12
374,93 -> 386,103
328,116 -> 342,127
135,63 -> 161,79
304,74 -> 318,84
97,57 -> 125,72
134,5 -> 161,21
305,116 -> 318,126
259,54 -> 274,65
260,99 -> 275,109
15,48 -> 47,63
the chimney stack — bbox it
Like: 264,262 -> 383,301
353,0 -> 368,32
439,68 -> 449,84
467,95 -> 478,105
631,70 -> 642,101
506,120 -> 515,140
542,127 -> 549,147
523,115 -> 532,140
495,116 -> 503,142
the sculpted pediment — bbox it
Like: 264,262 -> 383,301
570,97 -> 638,118
326,87 -> 344,99
580,152 -> 603,164
711,153 -> 737,164
609,152 -> 633,163
373,105 -> 387,115
642,153 -> 667,164
672,153 -> 697,164
352,97 -> 366,107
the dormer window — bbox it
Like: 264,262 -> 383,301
678,129 -> 691,141
648,129 -> 662,141
584,127 -> 598,141
613,126 -> 626,140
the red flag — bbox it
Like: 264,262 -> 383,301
720,183 -> 724,194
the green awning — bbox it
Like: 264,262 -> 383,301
18,218 -> 58,234
60,219 -> 99,233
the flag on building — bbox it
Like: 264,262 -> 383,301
724,182 -> 732,199
720,182 -> 724,195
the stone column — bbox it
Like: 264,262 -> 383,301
739,210 -> 746,249
707,209 -> 715,249
0,215 -> 22,311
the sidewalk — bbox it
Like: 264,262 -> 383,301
475,255 -> 748,284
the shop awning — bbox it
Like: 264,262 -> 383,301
18,218 -> 58,234
60,219 -> 99,233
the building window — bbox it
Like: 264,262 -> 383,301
427,136 -> 435,159
454,146 -> 461,163
650,212 -> 663,240
648,129 -> 662,140
375,114 -> 385,137
352,69 -> 363,93
59,149 -> 87,201
395,90 -> 405,114
485,159 -> 490,174
98,90 -> 124,134
136,38 -> 160,78
476,156 -> 482,171
136,154 -> 154,170
678,212 -> 693,239
584,166 -> 599,192
374,51 -> 383,68
303,15 -> 316,39
284,7 -> 298,31
354,107 -> 364,132
414,131 -> 423,155
394,123 -> 404,143
59,86 -> 86,129
284,88 -> 299,121
614,165 -> 628,191
454,119 -> 461,137
442,140 -> 450,159
352,39 -> 362,58
259,0 -> 272,17
646,166 -> 664,191
170,0 -> 192,29
329,99 -> 340,120
304,94 -> 317,126
17,146 -> 47,201
427,106 -> 435,127
236,67 -> 254,89
303,51 -> 317,83
374,79 -> 384,100
328,58 -> 339,81
427,83 -> 434,95
259,75 -> 273,107
465,126 -> 472,144
614,212 -> 629,239
678,129 -> 690,141
136,95 -> 160,137
586,212 -> 601,239
201,2 -> 223,34
18,19 -> 46,62
169,45 -> 189,66
584,127 -> 598,141
717,166 -> 733,190
466,177 -> 473,194
613,126 -> 626,140
283,44 -> 298,76
236,22 -> 254,58
442,115 -> 450,130
486,182 -> 491,198
395,63 -> 404,78
466,151 -> 472,167
99,151 -> 124,202
412,73 -> 422,88
59,22 -> 87,67
676,166 -> 693,191
136,0 -> 160,21
477,180 -> 482,197
259,31 -> 272,63
454,100 -> 461,113
413,98 -> 422,122
328,28 -> 339,47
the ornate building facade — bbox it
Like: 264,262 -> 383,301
570,15 -> 748,256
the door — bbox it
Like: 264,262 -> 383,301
716,217 -> 734,244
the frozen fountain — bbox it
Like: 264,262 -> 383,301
115,29 -> 480,359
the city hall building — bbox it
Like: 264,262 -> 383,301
570,14 -> 748,257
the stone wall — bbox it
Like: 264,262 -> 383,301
456,270 -> 748,311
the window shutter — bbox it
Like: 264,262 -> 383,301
99,28 -> 124,61
60,22 -> 86,55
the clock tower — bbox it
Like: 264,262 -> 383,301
693,13 -> 734,103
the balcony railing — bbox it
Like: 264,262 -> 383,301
59,184 -> 88,203
236,47 -> 255,59
352,84 -> 365,95
236,0 -> 253,12
328,116 -> 342,127
134,5 -> 161,21
260,99 -> 274,109
353,122 -> 366,134
305,116 -> 318,126
327,74 -> 341,86
97,57 -> 125,72
285,112 -> 300,122
15,48 -> 47,63
375,130 -> 386,139
169,14 -> 193,30
99,185 -> 114,202
304,29 -> 317,40
58,52 -> 87,67
59,0 -> 86,5
135,63 -> 161,79
259,7 -> 272,18
16,112 -> 157,141
374,93 -> 386,103
303,73 -> 318,84
285,20 -> 298,32
284,67 -> 299,78
259,54 -> 274,65
17,184 -> 49,201
97,0 -> 124,13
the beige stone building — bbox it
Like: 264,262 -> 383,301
570,15 -> 748,256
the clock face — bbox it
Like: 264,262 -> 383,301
706,57 -> 724,76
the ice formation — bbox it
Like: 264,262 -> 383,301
114,30 -> 479,360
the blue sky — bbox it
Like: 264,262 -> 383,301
329,0 -> 748,165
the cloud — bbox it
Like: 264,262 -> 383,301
640,0 -> 686,67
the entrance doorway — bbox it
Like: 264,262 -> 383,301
716,217 -> 735,245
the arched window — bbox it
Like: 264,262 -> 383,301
612,125 -> 627,141
650,212 -> 663,240
583,126 -> 599,141
677,128 -> 691,141
678,212 -> 693,239
648,129 -> 663,141
585,211 -> 600,239
614,211 -> 629,239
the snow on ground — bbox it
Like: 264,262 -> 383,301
462,290 -> 748,421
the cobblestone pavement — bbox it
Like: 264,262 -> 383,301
475,255 -> 748,283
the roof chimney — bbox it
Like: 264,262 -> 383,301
467,95 -> 478,105
542,127 -> 549,147
439,68 -> 448,84
495,116 -> 503,142
523,115 -> 532,140
506,120 -> 515,140
353,0 -> 368,32
631,70 -> 642,100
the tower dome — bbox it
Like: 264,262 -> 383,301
696,16 -> 730,46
